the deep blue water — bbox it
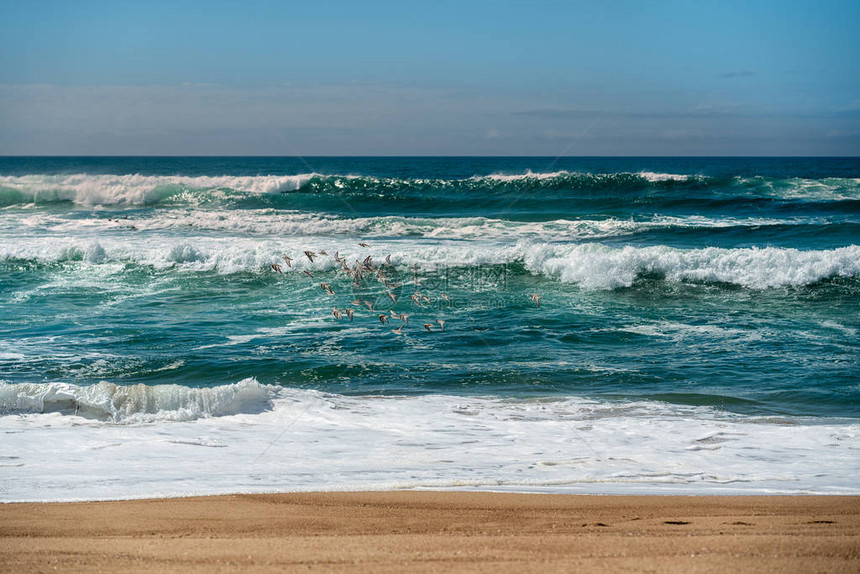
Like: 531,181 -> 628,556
1,157 -> 858,418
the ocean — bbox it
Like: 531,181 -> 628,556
0,156 -> 858,501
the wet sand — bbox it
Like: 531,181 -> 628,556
2,492 -> 859,572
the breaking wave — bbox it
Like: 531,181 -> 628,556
1,171 -> 858,206
2,234 -> 858,290
0,378 -> 277,422
521,243 -> 860,290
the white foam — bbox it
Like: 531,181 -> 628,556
636,171 -> 693,182
521,242 -> 860,289
0,378 -> 276,422
0,174 -> 317,205
0,384 -> 857,501
482,170 -> 574,182
1,227 -> 858,288
11,209 -> 803,240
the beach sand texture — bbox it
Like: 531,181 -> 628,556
2,492 -> 859,573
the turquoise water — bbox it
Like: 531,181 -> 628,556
1,157 -> 858,417
1,156 -> 859,500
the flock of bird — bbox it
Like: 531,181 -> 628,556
271,243 -> 541,335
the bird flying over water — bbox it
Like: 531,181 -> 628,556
436,319 -> 445,331
304,251 -> 316,262
303,270 -> 314,278
358,243 -> 370,247
281,254 -> 293,267
271,263 -> 283,274
530,294 -> 541,307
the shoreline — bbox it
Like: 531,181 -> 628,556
2,492 -> 858,572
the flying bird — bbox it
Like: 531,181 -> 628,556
530,294 -> 542,307
358,242 -> 370,247
379,314 -> 390,324
281,254 -> 293,267
271,263 -> 283,274
423,323 -> 434,331
436,319 -> 445,331
303,270 -> 314,278
391,325 -> 404,335
304,250 -> 316,262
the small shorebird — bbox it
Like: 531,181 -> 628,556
334,251 -> 343,263
318,250 -> 328,256
399,313 -> 409,324
378,314 -> 390,324
320,283 -> 335,295
271,263 -> 283,274
423,323 -> 434,331
303,270 -> 314,278
530,294 -> 542,307
344,308 -> 354,320
387,291 -> 397,303
410,294 -> 423,305
363,300 -> 374,312
350,298 -> 362,306
391,325 -> 404,335
304,250 -> 316,262
358,242 -> 370,247
384,254 -> 392,265
332,308 -> 343,320
282,254 -> 293,267
436,319 -> 445,331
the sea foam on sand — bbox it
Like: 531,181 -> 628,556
1,379 -> 857,502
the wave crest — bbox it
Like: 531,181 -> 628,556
522,243 -> 860,290
0,378 -> 277,422
0,174 -> 317,206
1,172 -> 858,206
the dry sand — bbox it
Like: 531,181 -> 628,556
2,492 -> 859,572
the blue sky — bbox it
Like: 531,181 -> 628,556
1,0 -> 858,155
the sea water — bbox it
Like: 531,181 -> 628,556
0,157 -> 858,501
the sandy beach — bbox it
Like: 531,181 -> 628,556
1,492 -> 858,572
